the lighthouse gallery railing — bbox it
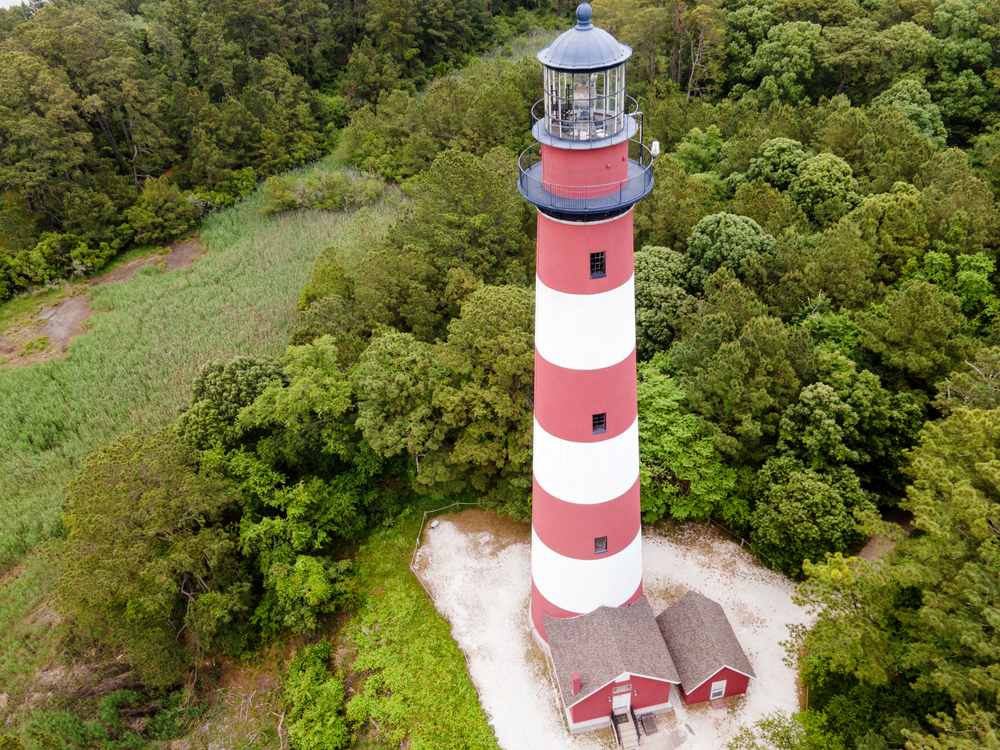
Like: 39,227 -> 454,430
517,139 -> 655,214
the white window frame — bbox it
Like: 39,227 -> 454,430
709,680 -> 727,700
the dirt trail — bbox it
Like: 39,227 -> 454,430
0,238 -> 205,368
857,506 -> 914,561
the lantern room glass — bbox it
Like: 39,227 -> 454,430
543,63 -> 626,141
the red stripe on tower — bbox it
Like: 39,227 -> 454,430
534,348 -> 637,442
531,476 -> 641,559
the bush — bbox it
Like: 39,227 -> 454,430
122,176 -> 200,245
5,233 -> 113,290
262,171 -> 384,215
284,642 -> 350,750
188,167 -> 258,212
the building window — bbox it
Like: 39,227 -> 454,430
593,412 -> 607,433
710,680 -> 727,700
612,683 -> 631,694
595,536 -> 608,554
590,251 -> 606,278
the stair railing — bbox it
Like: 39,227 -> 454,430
630,708 -> 642,745
610,712 -> 623,748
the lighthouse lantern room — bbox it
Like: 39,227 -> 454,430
520,3 -> 656,651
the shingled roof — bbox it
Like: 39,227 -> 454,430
655,591 -> 755,693
544,596 -> 680,709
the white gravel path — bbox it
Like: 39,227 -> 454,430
414,513 -> 814,750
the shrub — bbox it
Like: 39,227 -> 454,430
284,642 -> 350,750
262,171 -> 384,215
122,176 -> 200,245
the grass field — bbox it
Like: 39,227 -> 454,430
0,159 -> 400,571
344,508 -> 501,750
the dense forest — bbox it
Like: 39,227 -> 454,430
3,0 -> 1000,748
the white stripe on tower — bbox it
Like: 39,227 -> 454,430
532,417 -> 640,504
531,527 -> 643,614
534,275 -> 636,370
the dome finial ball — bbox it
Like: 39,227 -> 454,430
576,3 -> 593,26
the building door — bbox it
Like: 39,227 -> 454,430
709,680 -> 727,700
612,691 -> 631,711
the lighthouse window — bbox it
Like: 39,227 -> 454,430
595,536 -> 608,554
590,251 -> 606,278
593,413 -> 607,433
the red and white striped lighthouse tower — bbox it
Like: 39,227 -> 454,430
518,3 -> 656,648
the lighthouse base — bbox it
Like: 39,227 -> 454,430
527,597 -> 551,656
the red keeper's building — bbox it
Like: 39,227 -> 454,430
544,597 -> 679,734
656,591 -> 757,705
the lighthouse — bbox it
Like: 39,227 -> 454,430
520,3 -> 655,649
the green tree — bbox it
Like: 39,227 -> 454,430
634,245 -> 695,358
802,220 -> 881,311
872,79 -> 948,148
845,183 -> 930,284
808,349 -> 922,499
55,429 -> 249,688
817,20 -> 933,103
685,212 -> 776,293
856,280 -> 972,394
672,270 -> 812,463
788,152 -> 861,226
727,710 -> 846,750
794,553 -> 899,687
778,383 -> 863,470
743,22 -> 823,106
637,359 -> 739,525
178,356 -> 285,450
934,347 -> 1000,413
123,176 -> 200,244
431,285 -> 534,517
914,149 -> 1000,258
750,456 -> 876,577
0,47 -> 93,229
237,336 -> 354,462
895,407 -> 1000,705
745,137 -> 808,191
353,286 -> 534,518
401,148 -> 531,283
729,178 -> 809,236
674,125 -> 725,174
634,153 -> 718,251
902,250 -> 997,325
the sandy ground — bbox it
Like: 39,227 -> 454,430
414,512 -> 814,750
0,238 -> 204,367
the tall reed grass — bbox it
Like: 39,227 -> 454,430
0,165 -> 401,570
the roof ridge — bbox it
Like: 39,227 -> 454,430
689,597 -> 726,672
604,606 -> 630,675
